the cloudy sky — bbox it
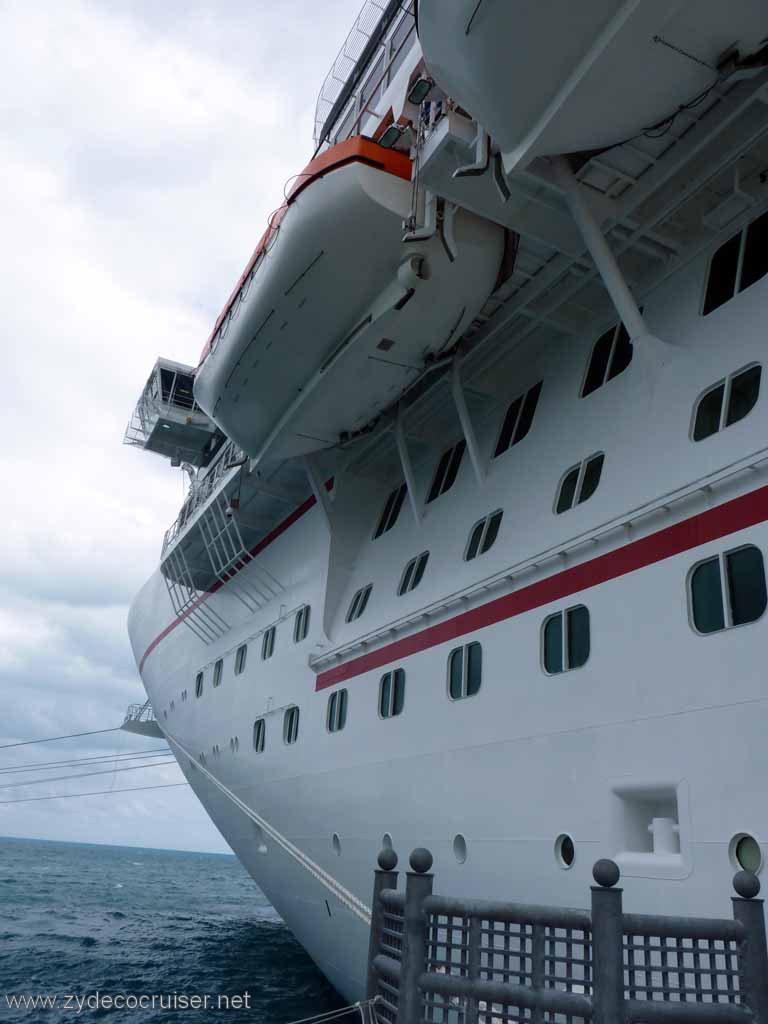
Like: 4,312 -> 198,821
0,0 -> 362,852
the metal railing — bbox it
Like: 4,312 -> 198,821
123,701 -> 157,725
162,439 -> 245,555
313,0 -> 416,148
367,848 -> 768,1024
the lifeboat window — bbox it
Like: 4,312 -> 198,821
398,552 -> 429,596
261,626 -> 276,661
195,672 -> 204,698
465,510 -> 503,562
427,440 -> 466,504
542,606 -> 590,674
703,210 -> 768,315
326,689 -> 348,733
346,584 -> 373,623
283,706 -> 300,745
689,545 -> 767,635
447,642 -> 482,700
293,605 -> 311,643
494,381 -> 542,457
692,364 -> 761,441
213,659 -> 223,688
234,644 -> 247,676
581,323 -> 633,397
374,483 -> 407,539
379,669 -> 406,719
253,718 -> 265,754
555,453 -> 604,514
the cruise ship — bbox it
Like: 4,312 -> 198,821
125,0 -> 768,999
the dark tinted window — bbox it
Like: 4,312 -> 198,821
195,672 -> 204,698
726,365 -> 761,427
495,381 -> 542,457
556,466 -> 580,514
427,441 -> 466,503
691,557 -> 725,634
567,606 -> 590,668
693,383 -> 725,441
727,547 -> 767,627
543,615 -> 563,674
702,233 -> 741,315
253,718 -> 265,753
448,643 -> 482,699
374,483 -> 407,538
465,510 -> 503,561
579,454 -> 604,505
582,328 -> 613,397
740,210 -> 768,293
379,669 -> 406,718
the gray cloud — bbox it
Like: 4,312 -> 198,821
0,0 -> 363,851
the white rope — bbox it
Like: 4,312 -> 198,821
285,997 -> 380,1024
166,732 -> 372,926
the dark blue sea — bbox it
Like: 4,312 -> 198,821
0,836 -> 343,1022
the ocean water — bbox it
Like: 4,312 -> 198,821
0,836 -> 343,1022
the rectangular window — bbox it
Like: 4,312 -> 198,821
542,606 -> 590,674
494,381 -> 542,456
555,454 -> 604,513
283,706 -> 300,745
261,626 -> 276,660
195,672 -> 204,698
692,365 -> 761,441
213,659 -> 223,687
690,545 -> 767,634
253,718 -> 265,753
702,211 -> 768,315
327,689 -> 348,733
234,644 -> 247,675
427,440 -> 466,503
465,510 -> 503,561
379,668 -> 406,718
398,552 -> 429,595
581,324 -> 633,397
447,642 -> 482,700
346,584 -> 373,623
293,605 -> 311,643
374,483 -> 407,539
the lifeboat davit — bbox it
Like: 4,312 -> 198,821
194,137 -> 504,462
417,0 -> 768,172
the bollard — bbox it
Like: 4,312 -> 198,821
732,871 -> 768,1021
398,848 -> 434,1024
366,848 -> 399,1001
590,859 -> 624,1024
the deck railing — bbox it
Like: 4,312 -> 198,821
367,848 -> 768,1024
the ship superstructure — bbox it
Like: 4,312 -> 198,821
126,0 -> 768,999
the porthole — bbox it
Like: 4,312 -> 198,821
555,833 -> 575,869
453,834 -> 467,864
332,832 -> 342,856
730,833 -> 763,874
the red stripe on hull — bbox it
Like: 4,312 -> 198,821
315,484 -> 768,690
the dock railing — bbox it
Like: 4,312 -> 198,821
367,848 -> 768,1024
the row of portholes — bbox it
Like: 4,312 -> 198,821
322,831 -> 763,872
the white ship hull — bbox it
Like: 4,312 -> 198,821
125,0 -> 768,1000
129,241 -> 768,997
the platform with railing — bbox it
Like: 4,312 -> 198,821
367,848 -> 768,1024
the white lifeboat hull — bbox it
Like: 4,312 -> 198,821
194,139 -> 504,461
417,0 -> 768,171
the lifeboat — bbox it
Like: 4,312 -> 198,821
193,137 -> 504,462
417,0 -> 768,172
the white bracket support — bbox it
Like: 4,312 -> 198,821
302,454 -> 334,535
395,404 -> 422,525
552,156 -> 673,370
453,126 -> 490,179
451,356 -> 485,486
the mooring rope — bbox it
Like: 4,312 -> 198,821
166,731 -> 372,926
